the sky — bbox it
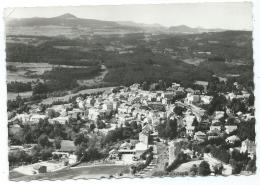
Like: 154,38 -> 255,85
4,2 -> 253,30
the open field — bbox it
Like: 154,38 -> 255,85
12,161 -> 65,176
7,62 -> 90,83
8,91 -> 33,100
7,62 -> 109,100
11,165 -> 129,181
174,160 -> 203,173
173,154 -> 233,176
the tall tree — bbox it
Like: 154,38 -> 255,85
54,137 -> 62,149
38,134 -> 51,147
166,117 -> 178,139
237,118 -> 255,141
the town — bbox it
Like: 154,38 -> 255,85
8,77 -> 256,180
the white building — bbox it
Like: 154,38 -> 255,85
186,93 -> 200,104
49,116 -> 69,124
78,100 -> 86,110
102,102 -> 113,111
29,114 -> 47,124
85,97 -> 95,106
194,131 -> 206,141
225,125 -> 238,134
214,111 -> 225,120
210,125 -> 222,132
186,125 -> 195,136
183,114 -> 196,127
135,142 -> 148,157
226,93 -> 236,101
201,95 -> 213,104
88,108 -> 100,121
16,114 -> 30,124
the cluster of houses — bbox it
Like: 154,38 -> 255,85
8,81 -> 255,173
108,123 -> 158,164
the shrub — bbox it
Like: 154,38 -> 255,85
198,161 -> 211,176
230,160 -> 243,174
166,152 -> 189,172
213,164 -> 223,175
132,151 -> 153,174
140,146 -> 153,160
246,159 -> 256,173
210,145 -> 230,163
189,164 -> 198,176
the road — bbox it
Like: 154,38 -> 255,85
176,101 -> 206,121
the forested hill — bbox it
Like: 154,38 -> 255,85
6,13 -> 136,29
6,14 -> 253,90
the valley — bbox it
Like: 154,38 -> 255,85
5,14 -> 253,105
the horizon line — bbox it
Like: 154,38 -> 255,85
6,13 -> 252,32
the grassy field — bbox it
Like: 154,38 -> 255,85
174,160 -> 203,173
11,165 -> 129,181
8,91 -> 33,100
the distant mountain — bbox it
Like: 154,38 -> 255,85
117,21 -> 169,33
56,13 -> 78,19
117,21 -> 165,29
5,13 -> 227,37
5,13 -> 144,37
6,13 -> 125,28
168,25 -> 226,34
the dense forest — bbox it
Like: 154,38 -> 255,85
6,31 -> 254,90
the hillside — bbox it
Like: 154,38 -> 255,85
5,14 -> 254,92
168,25 -> 225,34
7,13 -> 124,28
5,14 -> 142,37
6,13 -> 228,37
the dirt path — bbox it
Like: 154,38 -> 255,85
145,142 -> 168,176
